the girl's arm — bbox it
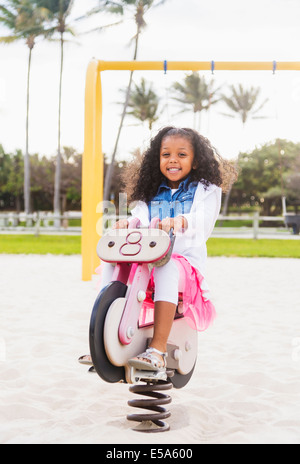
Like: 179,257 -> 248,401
112,201 -> 149,229
113,218 -> 129,229
130,201 -> 187,234
181,184 -> 222,242
159,216 -> 188,234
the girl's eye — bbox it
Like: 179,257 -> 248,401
179,153 -> 187,157
162,153 -> 169,157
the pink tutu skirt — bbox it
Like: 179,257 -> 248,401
138,253 -> 216,332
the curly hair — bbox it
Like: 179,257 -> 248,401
122,126 -> 237,203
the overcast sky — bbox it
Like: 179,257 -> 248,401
1,0 -> 300,162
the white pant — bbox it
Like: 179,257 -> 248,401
100,259 -> 180,306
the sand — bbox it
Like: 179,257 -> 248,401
0,254 -> 300,444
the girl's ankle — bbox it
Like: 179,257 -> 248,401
149,344 -> 167,354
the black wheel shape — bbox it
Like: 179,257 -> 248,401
168,363 -> 196,389
89,281 -> 127,383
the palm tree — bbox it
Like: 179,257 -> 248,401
89,0 -> 167,201
220,84 -> 268,216
126,77 -> 160,130
171,72 -> 220,130
221,84 -> 268,126
32,0 -> 75,221
0,0 -> 50,214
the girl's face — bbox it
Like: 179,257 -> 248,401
159,135 -> 196,189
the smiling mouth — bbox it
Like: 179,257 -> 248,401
167,168 -> 181,173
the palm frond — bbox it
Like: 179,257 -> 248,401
0,35 -> 19,43
0,5 -> 16,23
252,98 -> 269,115
252,115 -> 270,120
152,0 -> 167,6
75,3 -> 124,21
63,0 -> 75,19
78,19 -> 123,35
219,112 -> 236,119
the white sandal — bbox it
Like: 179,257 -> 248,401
128,347 -> 168,372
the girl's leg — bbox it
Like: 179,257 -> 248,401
99,262 -> 115,290
132,259 -> 179,368
150,300 -> 177,353
151,260 -> 179,363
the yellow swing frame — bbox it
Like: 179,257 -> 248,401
82,59 -> 300,280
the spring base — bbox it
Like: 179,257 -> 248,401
127,370 -> 173,433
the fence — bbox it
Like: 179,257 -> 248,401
213,212 -> 288,239
0,211 -> 293,239
0,211 -> 82,235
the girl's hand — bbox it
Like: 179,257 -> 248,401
113,219 -> 129,229
159,216 -> 188,235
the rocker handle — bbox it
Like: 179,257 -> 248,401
150,217 -> 175,241
128,217 -> 141,229
150,217 -> 160,229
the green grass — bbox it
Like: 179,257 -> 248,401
207,238 -> 300,258
0,234 -> 299,258
0,234 -> 81,255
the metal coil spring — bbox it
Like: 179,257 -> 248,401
127,377 -> 173,433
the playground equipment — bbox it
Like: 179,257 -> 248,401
89,218 -> 197,432
82,59 -> 300,432
82,60 -> 300,281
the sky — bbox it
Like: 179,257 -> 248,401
1,0 -> 300,163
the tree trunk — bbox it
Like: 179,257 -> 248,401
53,31 -> 64,225
103,23 -> 141,201
221,183 -> 232,217
24,46 -> 32,215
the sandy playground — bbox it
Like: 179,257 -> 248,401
0,253 -> 300,444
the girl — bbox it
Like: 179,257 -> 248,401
79,126 -> 236,372
111,126 -> 236,372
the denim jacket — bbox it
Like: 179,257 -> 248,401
148,176 -> 198,221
